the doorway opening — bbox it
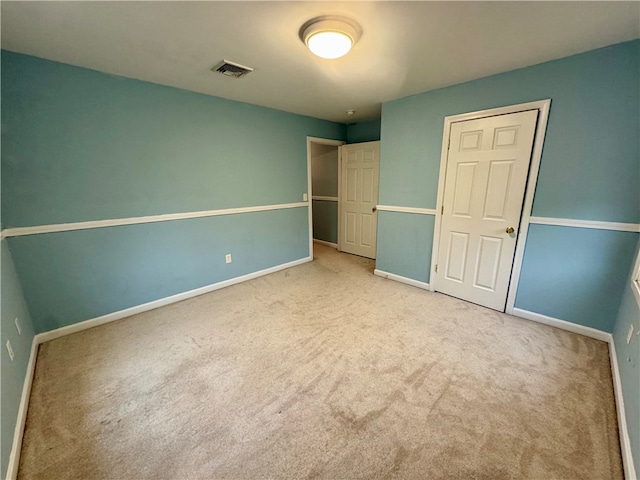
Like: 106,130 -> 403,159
306,138 -> 381,262
307,137 -> 344,257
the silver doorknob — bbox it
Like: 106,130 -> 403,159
506,227 -> 515,234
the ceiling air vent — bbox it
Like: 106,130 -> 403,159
211,60 -> 254,78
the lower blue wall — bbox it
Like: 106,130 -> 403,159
515,226 -> 639,331
1,241 -> 36,479
613,241 -> 640,473
8,208 -> 309,333
376,211 -> 433,282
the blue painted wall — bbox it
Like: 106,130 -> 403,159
377,40 -> 639,332
516,226 -> 639,330
1,241 -> 36,479
613,240 -> 640,474
2,51 -> 345,228
1,50 -> 345,335
7,209 -> 309,333
376,211 -> 434,281
346,118 -> 381,144
380,40 -> 639,221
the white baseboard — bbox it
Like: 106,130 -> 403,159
374,269 -> 430,291
7,337 -> 39,480
313,239 -> 338,248
37,256 -> 312,344
609,339 -> 638,480
511,308 -> 611,342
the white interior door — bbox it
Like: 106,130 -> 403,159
436,110 -> 538,311
340,141 -> 380,259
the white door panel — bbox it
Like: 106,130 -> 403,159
436,110 -> 538,311
483,160 -> 514,219
340,141 -> 380,259
474,236 -> 502,290
445,232 -> 469,282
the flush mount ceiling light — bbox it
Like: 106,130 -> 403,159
299,16 -> 362,59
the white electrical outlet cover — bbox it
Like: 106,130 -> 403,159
627,324 -> 634,344
6,340 -> 14,361
303,193 -> 308,201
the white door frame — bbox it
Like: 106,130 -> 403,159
306,137 -> 346,256
429,99 -> 551,314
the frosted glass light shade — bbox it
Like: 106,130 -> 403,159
307,31 -> 353,59
300,16 -> 362,60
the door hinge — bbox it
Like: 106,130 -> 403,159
441,205 -> 444,214
435,264 -> 438,273
447,139 -> 450,150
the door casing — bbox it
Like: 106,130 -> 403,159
306,137 -> 345,256
430,99 -> 551,314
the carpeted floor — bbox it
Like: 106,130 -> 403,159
18,243 -> 622,479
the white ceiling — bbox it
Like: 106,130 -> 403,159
2,1 -> 639,123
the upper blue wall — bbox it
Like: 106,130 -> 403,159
346,118 -> 381,144
1,51 -> 345,228
381,40 -> 639,223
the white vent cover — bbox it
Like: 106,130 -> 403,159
211,60 -> 254,78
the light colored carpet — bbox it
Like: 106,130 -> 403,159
18,244 -> 622,479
